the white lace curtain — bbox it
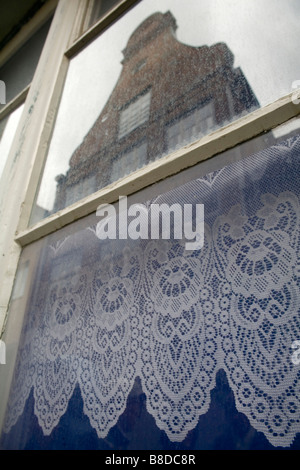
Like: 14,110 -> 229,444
3,136 -> 300,448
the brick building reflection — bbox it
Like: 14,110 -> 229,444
54,11 -> 259,212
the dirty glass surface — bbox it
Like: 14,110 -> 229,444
30,0 -> 300,224
0,104 -> 24,180
87,0 -> 123,29
0,116 -> 8,143
1,123 -> 300,450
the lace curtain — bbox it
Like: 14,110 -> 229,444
2,135 -> 300,448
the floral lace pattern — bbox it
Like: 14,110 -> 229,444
3,137 -> 300,447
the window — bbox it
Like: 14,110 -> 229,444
87,0 -> 124,30
64,175 -> 97,208
111,141 -> 148,181
167,102 -> 214,152
118,90 -> 151,139
0,0 -> 300,451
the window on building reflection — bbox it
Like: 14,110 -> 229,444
111,142 -> 148,183
118,90 -> 151,140
167,102 -> 215,152
64,175 -> 97,208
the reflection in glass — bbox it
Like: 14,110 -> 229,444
87,0 -> 123,29
118,89 -> 151,139
30,0 -> 300,223
0,18 -> 52,110
167,102 -> 214,153
0,116 -> 8,142
0,105 -> 24,179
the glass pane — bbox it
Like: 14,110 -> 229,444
0,116 -> 8,142
1,123 -> 300,449
0,104 -> 24,180
87,0 -> 123,29
30,0 -> 300,223
0,17 -> 53,110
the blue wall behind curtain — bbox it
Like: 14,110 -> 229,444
2,371 -> 300,450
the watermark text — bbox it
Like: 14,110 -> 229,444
96,196 -> 204,251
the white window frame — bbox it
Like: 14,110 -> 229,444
1,0 -> 300,341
